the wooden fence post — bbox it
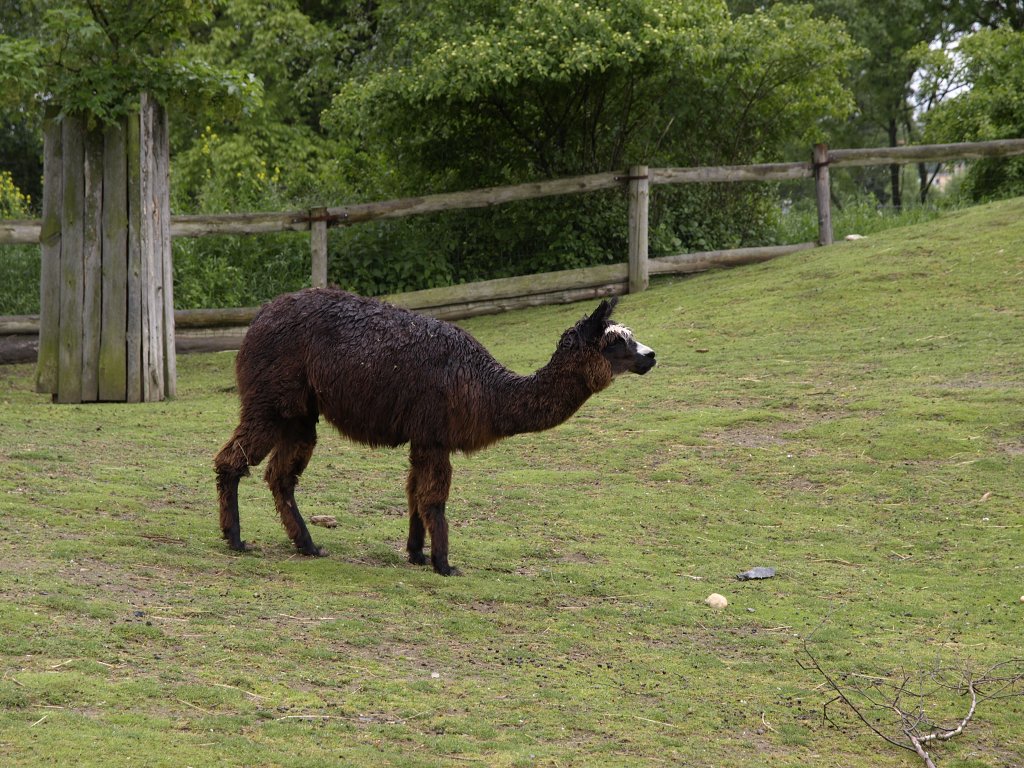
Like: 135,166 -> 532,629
814,143 -> 833,246
35,94 -> 175,403
35,108 -> 62,396
57,114 -> 85,403
627,164 -> 650,293
310,207 -> 328,288
99,121 -> 128,401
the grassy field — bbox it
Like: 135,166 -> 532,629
1,198 -> 1022,767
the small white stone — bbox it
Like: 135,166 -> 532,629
1019,596 -> 1024,604
845,234 -> 865,241
705,593 -> 728,609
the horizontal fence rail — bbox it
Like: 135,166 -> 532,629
4,137 -> 1024,364
5,138 -> 1023,247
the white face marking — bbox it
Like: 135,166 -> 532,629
604,324 -> 633,342
635,340 -> 654,356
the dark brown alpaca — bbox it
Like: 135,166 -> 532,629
214,288 -> 656,575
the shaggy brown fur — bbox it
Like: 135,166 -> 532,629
214,288 -> 655,575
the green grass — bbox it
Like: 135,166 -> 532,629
2,198 -> 1023,766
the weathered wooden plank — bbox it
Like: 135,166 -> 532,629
175,306 -> 260,328
35,109 -> 62,395
174,327 -> 249,354
5,307 -> 265,334
57,114 -> 85,403
0,334 -> 38,365
814,144 -> 833,246
139,95 -> 164,402
652,162 -> 813,185
423,284 -> 627,322
99,121 -> 128,401
153,100 -> 176,398
384,263 -> 628,311
627,165 -> 650,294
648,243 -> 816,275
126,107 -> 143,403
328,172 -> 624,225
829,138 -> 1024,168
0,220 -> 42,244
170,211 -> 310,237
0,315 -> 40,334
81,125 -> 104,401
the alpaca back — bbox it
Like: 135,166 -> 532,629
236,288 -> 506,450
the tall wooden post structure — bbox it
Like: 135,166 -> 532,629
35,95 -> 175,403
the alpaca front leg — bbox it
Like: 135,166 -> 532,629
408,447 -> 457,575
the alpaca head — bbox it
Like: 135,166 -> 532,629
556,297 -> 657,389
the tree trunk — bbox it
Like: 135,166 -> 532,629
918,161 -> 931,204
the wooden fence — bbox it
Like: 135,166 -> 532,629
3,137 -> 1024,360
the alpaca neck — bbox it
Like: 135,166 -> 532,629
492,356 -> 605,438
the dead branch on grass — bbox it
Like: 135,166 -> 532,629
800,626 -> 1024,767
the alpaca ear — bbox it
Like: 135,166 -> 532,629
589,296 -> 617,324
581,297 -> 617,342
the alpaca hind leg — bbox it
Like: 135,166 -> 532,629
214,424 -> 275,552
409,447 -> 456,575
265,423 -> 324,556
405,470 -> 428,565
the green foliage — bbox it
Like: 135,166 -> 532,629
172,233 -> 311,310
702,4 -> 860,152
923,27 -> 1024,201
0,170 -> 31,217
328,221 -> 456,297
0,244 -> 39,314
0,0 -> 261,124
741,0 -> 954,207
321,0 -> 860,279
0,172 -> 38,315
329,1 -> 857,179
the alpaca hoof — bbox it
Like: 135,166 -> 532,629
408,551 -> 429,566
298,544 -> 328,557
228,539 -> 254,552
435,564 -> 462,577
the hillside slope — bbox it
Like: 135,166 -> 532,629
0,198 -> 1021,767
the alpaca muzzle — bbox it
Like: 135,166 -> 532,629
632,343 -> 656,375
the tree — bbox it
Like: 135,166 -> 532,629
945,0 -> 1024,31
322,0 -> 859,276
0,0 -> 260,125
329,1 -> 856,185
922,26 -> 1024,200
